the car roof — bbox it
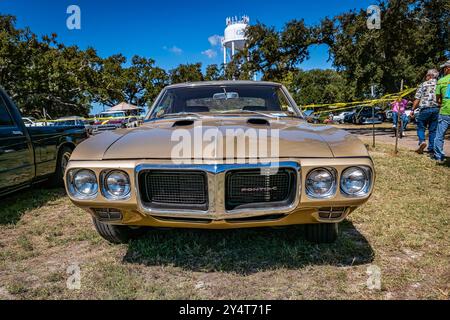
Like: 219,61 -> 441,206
101,110 -> 126,114
164,80 -> 282,90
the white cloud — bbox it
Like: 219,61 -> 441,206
163,45 -> 183,55
201,49 -> 217,59
208,34 -> 223,47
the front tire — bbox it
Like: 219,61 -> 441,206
92,218 -> 145,244
305,223 -> 338,243
50,146 -> 72,187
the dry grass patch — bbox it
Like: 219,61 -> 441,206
0,143 -> 448,300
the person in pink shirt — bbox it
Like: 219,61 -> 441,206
391,98 -> 409,135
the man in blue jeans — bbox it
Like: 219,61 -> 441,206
412,69 -> 439,154
434,60 -> 450,163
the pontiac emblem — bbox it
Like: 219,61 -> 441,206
240,186 -> 278,192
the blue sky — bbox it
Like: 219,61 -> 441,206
0,0 -> 374,71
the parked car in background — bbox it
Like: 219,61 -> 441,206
404,108 -> 418,124
22,117 -> 37,127
352,107 -> 384,124
22,116 -> 47,127
303,109 -> 320,124
343,110 -> 356,123
93,111 -> 139,132
54,116 -> 94,135
65,81 -> 375,244
385,109 -> 393,122
332,111 -> 353,124
0,88 -> 88,197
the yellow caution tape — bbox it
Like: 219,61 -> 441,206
32,116 -> 143,123
31,87 -> 418,123
301,87 -> 416,110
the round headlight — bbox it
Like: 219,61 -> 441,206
73,169 -> 98,197
306,168 -> 336,198
104,170 -> 130,198
341,167 -> 370,196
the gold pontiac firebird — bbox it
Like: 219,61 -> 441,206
65,81 -> 374,244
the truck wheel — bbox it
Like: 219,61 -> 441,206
305,223 -> 338,243
92,218 -> 145,244
50,146 -> 72,187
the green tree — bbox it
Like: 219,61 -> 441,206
235,20 -> 313,81
285,69 -> 353,105
169,63 -> 203,84
0,15 -> 100,117
319,0 -> 449,96
204,64 -> 224,81
0,14 -> 169,116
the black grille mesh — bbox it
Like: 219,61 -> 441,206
225,168 -> 296,210
140,171 -> 208,209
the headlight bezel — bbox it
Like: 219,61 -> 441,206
67,169 -> 98,200
101,170 -> 131,200
305,167 -> 337,199
340,166 -> 372,197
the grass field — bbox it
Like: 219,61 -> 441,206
0,144 -> 448,300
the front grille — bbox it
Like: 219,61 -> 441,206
139,170 -> 208,210
225,168 -> 297,210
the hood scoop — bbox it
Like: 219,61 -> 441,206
172,119 -> 195,127
247,118 -> 270,126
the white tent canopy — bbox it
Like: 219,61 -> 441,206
109,102 -> 143,111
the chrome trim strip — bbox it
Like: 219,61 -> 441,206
134,161 -> 301,220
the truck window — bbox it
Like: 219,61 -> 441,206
0,96 -> 14,126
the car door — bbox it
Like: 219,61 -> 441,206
0,93 -> 34,191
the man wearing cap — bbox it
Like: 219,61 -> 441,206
412,69 -> 440,154
433,60 -> 450,163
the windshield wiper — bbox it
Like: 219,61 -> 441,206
218,110 -> 287,119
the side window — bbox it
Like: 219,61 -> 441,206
151,92 -> 174,118
0,96 -> 14,127
277,89 -> 294,113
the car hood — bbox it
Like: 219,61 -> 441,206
70,117 -> 369,160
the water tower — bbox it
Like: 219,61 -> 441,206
222,15 -> 250,65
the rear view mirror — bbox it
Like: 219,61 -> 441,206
213,92 -> 239,100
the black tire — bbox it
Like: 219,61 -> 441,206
305,223 -> 339,243
92,218 -> 145,244
50,146 -> 72,187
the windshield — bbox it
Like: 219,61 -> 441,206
147,85 -> 300,119
100,112 -> 125,118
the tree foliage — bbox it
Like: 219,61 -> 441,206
237,0 -> 449,97
282,69 -> 353,105
319,0 -> 449,95
237,20 -> 313,82
0,15 -> 101,116
169,63 -> 204,84
1,0 -> 448,117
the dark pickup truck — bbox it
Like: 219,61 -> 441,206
0,88 -> 88,196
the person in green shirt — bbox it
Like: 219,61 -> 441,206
433,60 -> 450,163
